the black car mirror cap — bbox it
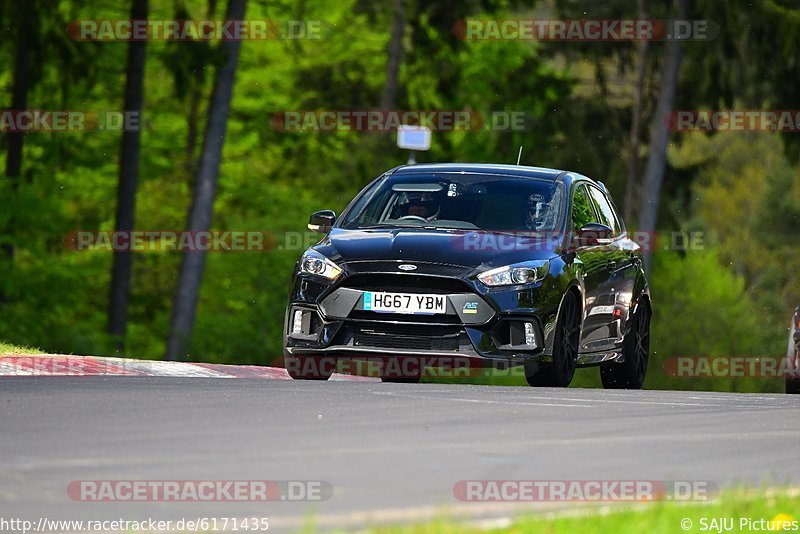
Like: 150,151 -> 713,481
308,210 -> 336,233
576,222 -> 613,246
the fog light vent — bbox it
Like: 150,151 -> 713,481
504,320 -> 540,350
524,322 -> 537,347
292,309 -> 312,335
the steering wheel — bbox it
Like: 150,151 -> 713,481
397,215 -> 429,223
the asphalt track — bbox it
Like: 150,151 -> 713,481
2,377 -> 799,532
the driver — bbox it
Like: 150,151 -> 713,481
401,192 -> 440,221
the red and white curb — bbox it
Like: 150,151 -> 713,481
0,354 -> 377,381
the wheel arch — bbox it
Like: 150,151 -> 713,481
631,274 -> 652,318
544,281 -> 584,356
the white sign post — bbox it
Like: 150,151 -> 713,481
397,125 -> 431,165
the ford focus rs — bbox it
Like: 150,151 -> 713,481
284,163 -> 651,388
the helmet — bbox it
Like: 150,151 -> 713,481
399,191 -> 440,219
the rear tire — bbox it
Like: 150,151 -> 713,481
525,291 -> 580,387
786,378 -> 800,394
786,371 -> 800,394
787,346 -> 800,393
601,302 -> 650,389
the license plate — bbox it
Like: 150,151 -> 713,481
589,305 -> 615,316
363,292 -> 446,314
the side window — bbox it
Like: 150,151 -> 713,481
607,196 -> 626,233
347,182 -> 391,227
587,186 -> 620,236
571,184 -> 598,231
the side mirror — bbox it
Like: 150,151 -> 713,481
308,210 -> 336,233
576,222 -> 613,246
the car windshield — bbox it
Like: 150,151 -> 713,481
340,173 -> 565,232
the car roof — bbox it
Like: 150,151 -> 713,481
388,163 -> 603,191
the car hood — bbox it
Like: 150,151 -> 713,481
313,228 -> 560,271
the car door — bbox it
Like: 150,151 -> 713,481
585,185 -> 633,350
569,183 -> 613,354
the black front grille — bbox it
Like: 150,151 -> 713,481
354,323 -> 464,352
348,310 -> 461,324
341,273 -> 471,294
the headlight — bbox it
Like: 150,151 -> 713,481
299,249 -> 342,280
477,260 -> 549,287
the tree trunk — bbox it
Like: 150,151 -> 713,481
639,0 -> 687,273
5,9 -> 32,181
624,0 -> 648,224
165,0 -> 247,361
185,0 -> 219,178
379,0 -> 405,110
108,0 -> 149,352
1,0 -> 36,302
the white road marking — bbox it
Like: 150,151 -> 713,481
370,390 -> 737,408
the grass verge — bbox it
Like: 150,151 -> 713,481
365,488 -> 799,533
0,341 -> 42,355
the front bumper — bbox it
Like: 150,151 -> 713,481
284,267 -> 560,367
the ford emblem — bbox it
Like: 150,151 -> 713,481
398,264 -> 417,271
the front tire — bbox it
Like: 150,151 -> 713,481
525,291 -> 580,387
601,302 -> 650,389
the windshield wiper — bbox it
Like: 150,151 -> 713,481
352,224 -> 424,229
354,224 -> 479,231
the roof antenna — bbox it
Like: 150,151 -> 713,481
516,146 -> 523,165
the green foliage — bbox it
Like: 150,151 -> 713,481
671,131 -> 800,355
646,250 -> 784,393
368,487 -> 800,534
0,341 -> 41,355
0,0 -> 797,396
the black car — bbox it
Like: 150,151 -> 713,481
788,305 -> 800,394
284,163 -> 651,388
